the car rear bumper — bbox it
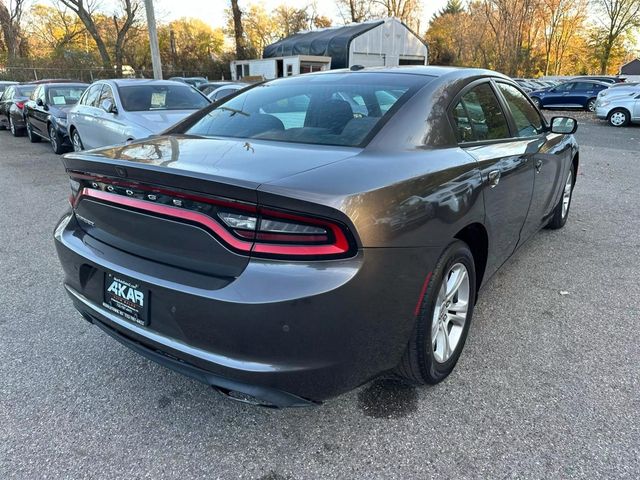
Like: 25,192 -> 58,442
54,213 -> 437,404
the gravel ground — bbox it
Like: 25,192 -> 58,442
1,113 -> 639,479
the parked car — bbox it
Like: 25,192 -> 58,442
0,80 -> 18,96
207,83 -> 249,101
570,75 -> 625,84
529,80 -> 610,111
67,79 -> 210,151
54,66 -> 579,407
595,89 -> 640,127
168,76 -> 209,89
24,82 -> 88,154
199,81 -> 234,95
0,83 -> 35,136
512,78 -> 534,92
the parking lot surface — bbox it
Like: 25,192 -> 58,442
1,115 -> 639,479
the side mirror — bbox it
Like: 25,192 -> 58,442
550,116 -> 578,134
36,98 -> 44,107
101,99 -> 117,114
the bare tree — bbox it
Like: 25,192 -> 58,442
592,0 -> 640,74
335,0 -> 376,23
374,0 -> 422,31
0,0 -> 27,59
230,0 -> 248,59
57,0 -> 141,76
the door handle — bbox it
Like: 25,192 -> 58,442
535,159 -> 543,173
488,170 -> 500,188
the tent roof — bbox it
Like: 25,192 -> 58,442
263,20 -> 385,69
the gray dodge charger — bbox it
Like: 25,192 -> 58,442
54,66 -> 579,407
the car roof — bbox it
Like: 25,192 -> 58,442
42,82 -> 88,88
95,79 -> 191,87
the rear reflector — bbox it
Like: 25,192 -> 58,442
15,101 -> 24,110
70,174 -> 356,260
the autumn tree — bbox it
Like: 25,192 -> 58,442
591,0 -> 640,74
0,0 -> 27,59
158,18 -> 224,73
56,0 -> 142,76
26,4 -> 87,59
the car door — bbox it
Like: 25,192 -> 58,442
94,83 -> 127,146
32,86 -> 49,135
74,84 -> 104,149
450,81 -> 535,278
544,82 -> 575,108
494,81 -> 570,243
0,86 -> 13,124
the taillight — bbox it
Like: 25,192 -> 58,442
69,173 -> 356,260
15,101 -> 24,110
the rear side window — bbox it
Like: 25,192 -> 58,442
451,83 -> 509,143
496,83 -> 543,137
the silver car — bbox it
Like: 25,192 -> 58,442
595,87 -> 640,127
68,79 -> 210,151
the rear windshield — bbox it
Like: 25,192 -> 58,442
47,86 -> 86,105
118,84 -> 209,111
185,73 -> 429,147
17,86 -> 35,97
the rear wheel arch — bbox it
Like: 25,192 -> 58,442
454,222 -> 488,294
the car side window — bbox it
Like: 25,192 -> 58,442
99,84 -> 114,105
4,86 -> 14,100
83,84 -> 103,107
554,83 -> 575,92
451,83 -> 510,143
214,89 -> 236,101
496,83 -> 544,137
38,87 -> 47,103
572,82 -> 591,92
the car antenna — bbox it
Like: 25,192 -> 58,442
350,65 -> 365,71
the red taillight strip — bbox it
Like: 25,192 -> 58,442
78,188 -> 254,252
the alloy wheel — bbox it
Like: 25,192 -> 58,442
609,111 -> 627,127
562,170 -> 573,218
49,126 -> 58,152
587,99 -> 596,112
72,131 -> 82,152
431,263 -> 470,363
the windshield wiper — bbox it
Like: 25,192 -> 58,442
217,106 -> 249,117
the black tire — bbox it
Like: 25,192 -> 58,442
531,97 -> 541,109
10,116 -> 23,137
546,164 -> 575,230
608,108 -> 630,127
586,98 -> 597,112
49,124 -> 65,154
396,240 -> 476,385
26,120 -> 41,143
71,128 -> 83,152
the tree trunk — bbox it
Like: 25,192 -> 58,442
230,0 -> 248,59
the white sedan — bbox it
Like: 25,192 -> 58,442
68,79 -> 210,151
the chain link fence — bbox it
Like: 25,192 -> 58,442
0,64 -> 231,83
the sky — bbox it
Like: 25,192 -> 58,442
153,0 -> 448,35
